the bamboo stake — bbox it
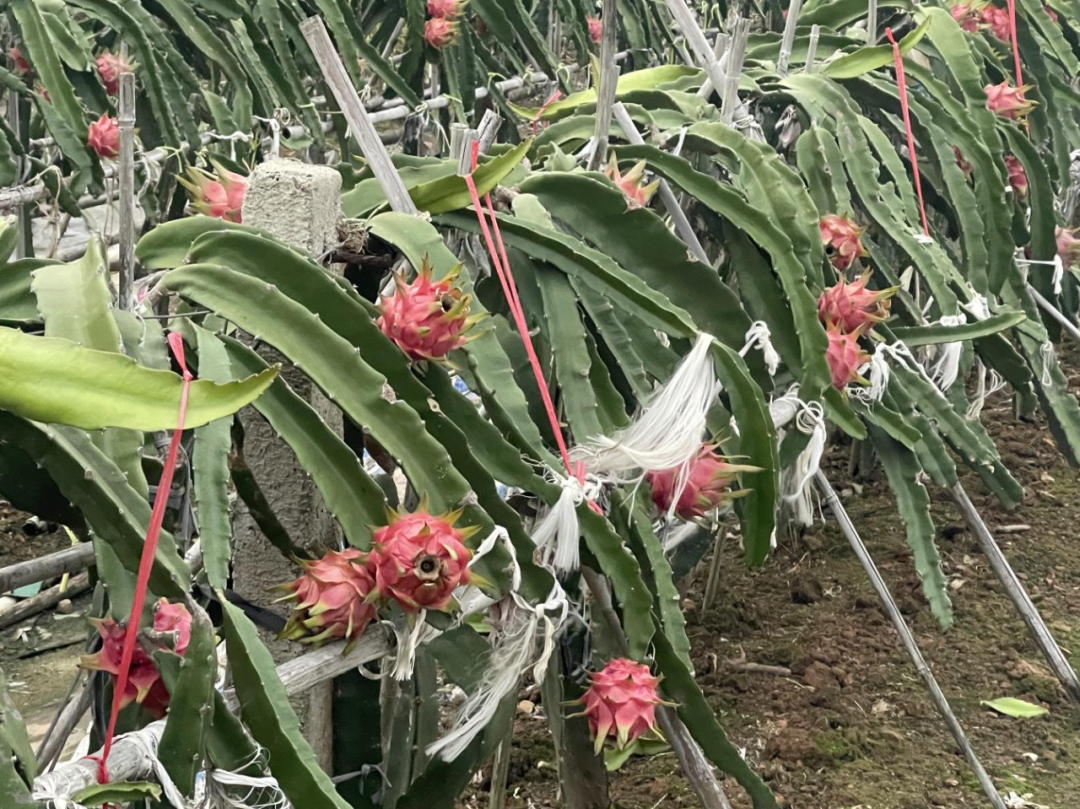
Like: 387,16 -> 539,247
720,19 -> 750,127
301,15 -> 417,215
117,72 -> 137,312
580,567 -> 734,809
588,0 -> 620,173
0,542 -> 95,594
696,34 -> 728,98
611,102 -> 710,265
867,0 -> 879,43
777,0 -> 804,77
805,25 -> 821,73
949,482 -> 1080,702
815,472 -> 1007,809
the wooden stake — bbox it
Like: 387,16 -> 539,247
867,0 -> 879,43
0,542 -> 95,594
0,572 -> 91,630
588,0 -> 620,173
612,102 -> 710,265
950,482 -> 1080,702
36,676 -> 92,772
301,16 -> 417,215
777,0 -> 804,77
117,72 -> 137,311
815,472 -> 1007,809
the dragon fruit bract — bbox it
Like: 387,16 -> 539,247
368,506 -> 477,612
179,162 -> 246,223
817,271 -> 896,333
580,658 -> 665,753
985,82 -> 1034,120
377,260 -> 477,362
96,51 -> 135,96
604,155 -> 658,209
278,548 -> 378,649
648,444 -> 759,520
87,114 -> 120,159
79,599 -> 193,719
826,323 -> 871,390
819,214 -> 867,271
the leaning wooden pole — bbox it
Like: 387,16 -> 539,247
950,482 -> 1080,702
815,472 -> 1007,809
588,0 -> 620,172
117,72 -> 137,311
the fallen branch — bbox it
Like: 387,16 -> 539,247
0,573 -> 91,630
0,543 -> 95,595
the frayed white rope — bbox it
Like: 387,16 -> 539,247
572,332 -> 718,480
739,321 -> 781,376
385,610 -> 439,681
204,746 -> 290,809
426,581 -> 569,761
963,291 -> 992,321
966,359 -> 1006,420
530,471 -> 598,575
850,342 -> 890,404
671,126 -> 690,158
1018,255 -> 1066,295
1040,342 -> 1055,386
924,314 -> 966,391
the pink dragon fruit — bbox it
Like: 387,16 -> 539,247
377,260 -> 478,362
79,599 -> 192,719
367,506 -> 477,612
604,155 -> 659,209
819,214 -> 867,271
985,81 -> 1034,120
96,51 -> 135,96
587,16 -> 603,44
953,146 -> 973,176
1057,227 -> 1080,269
1005,154 -> 1028,198
278,548 -> 378,648
951,2 -> 982,31
979,5 -> 1012,39
579,658 -> 665,753
8,46 -> 30,76
826,323 -> 871,390
648,444 -> 759,520
427,0 -> 465,16
178,162 -> 246,222
425,16 -> 458,48
817,271 -> 896,333
87,114 -> 120,159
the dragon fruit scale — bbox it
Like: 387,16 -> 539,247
825,323 -> 871,390
817,271 -> 896,334
79,599 -> 193,719
278,548 -> 378,649
367,505 -> 478,613
648,444 -> 761,521
985,81 -> 1034,120
820,214 -> 868,271
579,658 -> 666,753
377,260 -> 480,362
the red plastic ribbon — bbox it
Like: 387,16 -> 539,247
1005,0 -> 1024,88
885,27 -> 930,238
531,90 -> 563,135
93,332 -> 193,785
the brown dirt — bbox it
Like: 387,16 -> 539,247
474,378 -> 1080,807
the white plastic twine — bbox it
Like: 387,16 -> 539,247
1017,254 -> 1066,295
426,581 -> 569,762
966,359 -> 1006,419
204,746 -> 290,809
1040,342 -> 1055,386
739,321 -> 781,376
771,388 -> 826,529
924,314 -> 966,391
671,125 -> 690,158
572,332 -> 719,481
963,290 -> 992,321
530,471 -> 601,575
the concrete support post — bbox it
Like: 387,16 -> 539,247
233,159 -> 343,770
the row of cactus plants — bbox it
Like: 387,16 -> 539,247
1,0 -> 1080,806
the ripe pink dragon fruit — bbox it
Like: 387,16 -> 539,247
8,46 -> 30,76
587,16 -> 603,44
1057,227 -> 1080,269
953,146 -> 973,176
826,323 -> 870,390
604,155 -> 658,209
817,271 -> 896,333
648,444 -> 759,520
1004,154 -> 1028,198
427,0 -> 465,16
79,599 -> 192,719
278,548 -> 378,648
819,214 -> 867,271
950,2 -> 982,31
985,81 -> 1034,120
425,16 -> 458,48
979,5 -> 1011,39
377,260 -> 478,362
579,658 -> 665,753
87,114 -> 120,159
178,162 -> 246,222
96,51 -> 135,96
367,506 -> 477,612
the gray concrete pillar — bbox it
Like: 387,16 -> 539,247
232,159 -> 343,770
